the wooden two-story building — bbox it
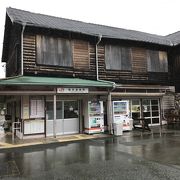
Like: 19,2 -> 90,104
0,7 -> 177,138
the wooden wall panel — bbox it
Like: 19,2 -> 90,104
23,34 -> 96,79
131,47 -> 147,73
89,44 -> 96,71
98,45 -> 132,81
23,35 -> 36,70
173,55 -> 180,91
22,33 -> 169,85
73,40 -> 89,69
174,55 -> 180,73
163,95 -> 175,110
148,72 -> 169,84
6,25 -> 21,77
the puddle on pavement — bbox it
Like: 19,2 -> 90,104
0,160 -> 20,178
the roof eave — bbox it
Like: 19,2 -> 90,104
14,20 -> 172,47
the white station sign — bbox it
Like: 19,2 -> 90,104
57,88 -> 89,94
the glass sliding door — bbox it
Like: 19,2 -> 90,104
130,99 -> 160,126
142,99 -> 151,125
131,99 -> 141,119
46,101 -> 56,136
142,99 -> 160,126
63,101 -> 79,134
151,100 -> 160,125
46,100 -> 79,136
56,101 -> 63,135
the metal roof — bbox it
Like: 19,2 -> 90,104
0,76 -> 113,87
166,32 -> 180,46
6,7 -> 172,46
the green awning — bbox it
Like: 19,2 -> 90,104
0,76 -> 114,87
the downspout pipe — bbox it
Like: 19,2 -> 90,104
95,35 -> 116,88
95,35 -> 116,135
21,23 -> 26,76
95,35 -> 102,81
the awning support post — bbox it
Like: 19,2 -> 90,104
107,92 -> 113,134
53,94 -> 56,138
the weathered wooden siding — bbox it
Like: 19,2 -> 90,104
162,95 -> 175,110
23,34 -> 96,79
73,40 -> 89,70
174,55 -> 180,74
98,45 -> 167,83
131,48 -> 147,73
89,44 -> 96,72
98,45 -> 132,82
148,72 -> 169,84
173,55 -> 180,91
23,35 -> 36,70
131,47 -> 148,80
6,24 -> 21,77
23,33 -> 169,85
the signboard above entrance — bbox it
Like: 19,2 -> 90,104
57,88 -> 88,94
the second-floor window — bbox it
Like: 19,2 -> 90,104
105,45 -> 132,70
147,50 -> 168,72
36,35 -> 72,67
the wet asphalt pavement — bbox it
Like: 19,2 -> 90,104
1,128 -> 180,179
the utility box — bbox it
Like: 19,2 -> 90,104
113,122 -> 123,136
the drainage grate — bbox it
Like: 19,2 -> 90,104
0,161 -> 20,178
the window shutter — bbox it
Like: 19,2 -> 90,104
147,50 -> 168,72
105,44 -> 131,70
36,35 -> 72,67
159,51 -> 168,72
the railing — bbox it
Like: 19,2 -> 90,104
12,121 -> 22,142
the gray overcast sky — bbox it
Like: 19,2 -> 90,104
1,0 -> 180,64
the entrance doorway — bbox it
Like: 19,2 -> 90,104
46,100 -> 79,136
131,99 -> 160,126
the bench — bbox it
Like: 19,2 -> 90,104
133,118 -> 151,131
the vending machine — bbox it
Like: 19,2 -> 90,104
84,101 -> 104,134
113,100 -> 133,131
